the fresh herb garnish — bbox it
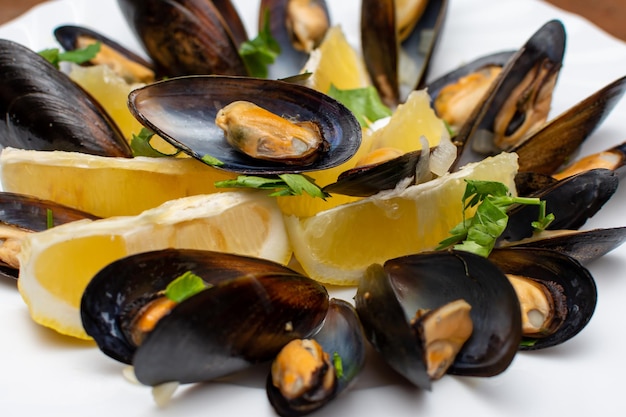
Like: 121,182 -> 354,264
437,180 -> 554,257
46,209 -> 54,229
332,352 -> 344,379
201,154 -> 225,167
215,173 -> 329,199
130,128 -> 181,157
239,9 -> 281,78
164,271 -> 211,303
328,84 -> 392,127
39,42 -> 102,69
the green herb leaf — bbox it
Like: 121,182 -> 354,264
328,84 -> 392,127
201,154 -> 225,167
332,352 -> 344,379
46,208 -> 54,229
164,271 -> 210,303
39,42 -> 101,69
215,174 -> 329,199
437,179 -> 554,257
130,128 -> 180,157
239,9 -> 281,78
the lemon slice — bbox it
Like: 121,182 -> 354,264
302,25 -> 370,93
285,152 -> 519,286
17,191 -> 291,339
0,148 -> 237,217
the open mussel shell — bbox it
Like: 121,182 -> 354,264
260,0 -> 330,79
514,75 -> 626,175
128,75 -> 361,173
116,0 -> 247,77
361,0 -> 448,107
501,227 -> 626,265
488,247 -> 597,350
322,150 -> 423,197
81,248 -> 328,366
355,250 -> 521,390
501,168 -> 618,242
0,39 -> 132,156
266,298 -> 366,417
452,20 -> 566,170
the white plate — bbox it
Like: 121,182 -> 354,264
1,1 -> 625,416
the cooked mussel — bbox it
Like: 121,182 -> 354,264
361,0 -> 448,107
53,25 -> 156,83
0,39 -> 132,156
81,249 -> 329,388
267,298 -> 366,417
0,192 -> 99,279
488,247 -> 597,350
116,0 -> 248,77
452,20 -> 565,170
355,250 -> 521,390
128,75 -> 361,173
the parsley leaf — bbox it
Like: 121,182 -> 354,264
130,128 -> 180,157
437,179 -> 554,257
328,84 -> 392,127
239,10 -> 281,78
164,271 -> 211,303
39,42 -> 101,69
215,174 -> 329,199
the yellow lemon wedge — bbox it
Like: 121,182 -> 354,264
284,152 -> 519,286
17,191 -> 292,340
0,148 -> 237,217
302,25 -> 370,94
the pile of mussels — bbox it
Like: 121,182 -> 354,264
1,0 -> 626,416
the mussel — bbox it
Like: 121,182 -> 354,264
488,247 -> 597,350
355,250 -> 522,390
81,248 -> 329,390
128,75 -> 361,173
53,25 -> 156,84
267,298 -> 366,417
116,0 -> 249,77
361,0 -> 448,107
0,39 -> 132,156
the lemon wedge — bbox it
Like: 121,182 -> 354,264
17,191 -> 291,339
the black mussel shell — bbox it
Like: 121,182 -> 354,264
501,227 -> 626,264
266,298 -> 366,417
81,248 -> 324,364
0,39 -> 132,156
128,75 -> 362,174
53,25 -> 154,75
322,150 -> 423,197
501,168 -> 618,242
489,247 -> 597,350
355,250 -> 521,390
133,272 -> 328,386
116,0 -> 247,77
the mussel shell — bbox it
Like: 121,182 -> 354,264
501,227 -> 626,265
501,168 -> 619,243
116,0 -> 247,77
355,250 -> 521,390
513,75 -> 626,175
128,75 -> 362,173
133,273 -> 329,386
81,248 -> 321,364
0,39 -> 132,156
266,298 -> 366,417
322,150 -> 423,197
426,50 -> 516,101
452,20 -> 566,170
53,25 -> 154,72
488,247 -> 597,350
